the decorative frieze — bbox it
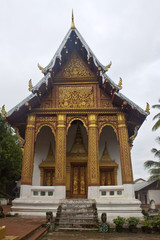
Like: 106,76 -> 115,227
59,86 -> 94,108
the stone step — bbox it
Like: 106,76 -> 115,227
55,216 -> 98,220
55,227 -> 99,231
56,219 -> 98,224
55,199 -> 99,231
55,223 -> 99,228
60,208 -> 97,213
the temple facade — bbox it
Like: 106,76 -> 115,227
6,14 -> 149,221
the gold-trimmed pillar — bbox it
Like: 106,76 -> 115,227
117,113 -> 133,184
55,114 -> 66,185
21,114 -> 35,185
88,114 -> 99,186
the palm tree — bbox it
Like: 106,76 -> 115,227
144,137 -> 160,183
152,99 -> 160,131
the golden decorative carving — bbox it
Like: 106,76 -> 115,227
37,63 -> 44,73
1,105 -> 6,117
59,86 -> 94,108
55,114 -> 66,185
80,167 -> 85,194
117,113 -> 133,184
101,100 -> 112,108
21,114 -> 35,185
145,102 -> 150,115
105,61 -> 112,71
35,116 -> 56,139
73,167 -> 78,194
28,79 -> 33,91
118,77 -> 122,90
88,114 -> 99,186
98,115 -> 118,138
57,51 -> 95,79
67,116 -> 88,133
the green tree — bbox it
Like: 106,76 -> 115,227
144,137 -> 160,183
0,114 -> 22,192
152,99 -> 160,131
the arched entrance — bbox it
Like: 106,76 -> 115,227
66,120 -> 88,198
33,126 -> 56,186
99,125 -> 121,186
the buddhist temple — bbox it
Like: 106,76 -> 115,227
5,12 -> 149,221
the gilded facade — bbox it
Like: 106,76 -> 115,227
5,15 -> 148,201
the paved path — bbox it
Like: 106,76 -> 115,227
0,216 -> 45,239
42,231 -> 160,240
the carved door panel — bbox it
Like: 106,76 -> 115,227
43,169 -> 55,186
71,164 -> 87,198
100,169 -> 115,186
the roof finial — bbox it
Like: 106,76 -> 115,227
71,9 -> 75,29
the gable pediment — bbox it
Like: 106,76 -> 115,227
55,50 -> 96,81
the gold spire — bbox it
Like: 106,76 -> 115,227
71,9 -> 75,29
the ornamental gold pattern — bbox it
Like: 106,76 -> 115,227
67,115 -> 88,132
62,53 -> 93,78
21,114 -> 35,185
88,114 -> 99,186
55,114 -> 66,185
35,116 -> 57,138
59,86 -> 94,108
117,113 -> 133,184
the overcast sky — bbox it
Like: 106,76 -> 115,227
0,0 -> 160,181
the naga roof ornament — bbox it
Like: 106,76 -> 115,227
145,102 -> 150,115
28,79 -> 33,92
37,63 -> 44,73
105,61 -> 112,71
1,105 -> 6,117
118,77 -> 122,90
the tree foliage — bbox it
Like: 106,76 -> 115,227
144,138 -> 160,183
152,99 -> 160,131
0,114 -> 22,191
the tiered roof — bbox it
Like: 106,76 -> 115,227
6,13 -> 148,139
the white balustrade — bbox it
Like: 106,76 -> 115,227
31,186 -> 55,197
99,185 -> 124,197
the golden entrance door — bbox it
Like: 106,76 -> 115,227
100,168 -> 115,186
43,169 -> 55,186
71,164 -> 87,198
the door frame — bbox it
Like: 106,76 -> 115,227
70,162 -> 87,198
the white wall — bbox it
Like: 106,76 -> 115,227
148,190 -> 160,204
99,125 -> 122,185
32,126 -> 55,186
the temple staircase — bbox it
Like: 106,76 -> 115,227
55,199 -> 99,231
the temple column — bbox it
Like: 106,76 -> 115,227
21,114 -> 35,185
55,114 -> 66,198
88,114 -> 99,198
117,113 -> 133,184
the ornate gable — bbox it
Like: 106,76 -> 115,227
55,51 -> 96,81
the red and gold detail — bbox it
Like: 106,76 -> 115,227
117,113 -> 133,184
88,114 -> 99,186
66,115 -> 88,133
55,114 -> 66,186
21,114 -> 35,185
35,116 -> 56,139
